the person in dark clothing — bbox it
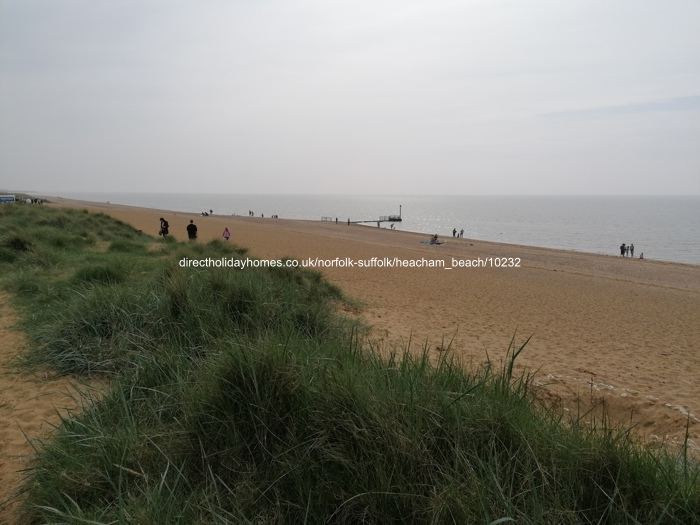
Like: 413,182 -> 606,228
159,218 -> 169,236
187,220 -> 198,240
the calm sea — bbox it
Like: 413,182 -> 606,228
44,193 -> 700,266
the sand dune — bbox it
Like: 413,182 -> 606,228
2,196 -> 699,518
48,198 -> 700,449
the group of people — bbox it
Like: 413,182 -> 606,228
620,243 -> 643,259
159,217 -> 231,242
247,210 -> 279,218
452,228 -> 465,238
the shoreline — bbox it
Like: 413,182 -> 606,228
23,196 -> 700,451
36,195 -> 700,274
32,193 -> 700,267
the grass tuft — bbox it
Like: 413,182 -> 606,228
1,233 -> 33,252
72,263 -> 128,285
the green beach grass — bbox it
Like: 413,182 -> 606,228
1,202 -> 699,524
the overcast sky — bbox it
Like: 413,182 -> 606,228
1,0 -> 699,195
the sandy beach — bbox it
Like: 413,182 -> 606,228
53,198 -> 700,441
2,196 -> 700,517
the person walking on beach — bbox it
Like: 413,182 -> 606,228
187,220 -> 198,241
222,227 -> 231,241
453,228 -> 457,237
460,229 -> 464,238
626,245 -> 630,257
630,244 -> 634,257
620,243 -> 626,256
159,217 -> 169,236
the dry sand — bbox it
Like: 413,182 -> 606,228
1,196 -> 699,517
0,293 -> 89,522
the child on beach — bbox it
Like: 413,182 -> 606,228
222,228 -> 231,241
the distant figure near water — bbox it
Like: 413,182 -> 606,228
630,244 -> 634,257
187,220 -> 197,240
620,243 -> 626,257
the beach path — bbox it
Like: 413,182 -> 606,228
0,293 -> 90,523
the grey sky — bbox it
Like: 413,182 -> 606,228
1,0 -> 699,195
